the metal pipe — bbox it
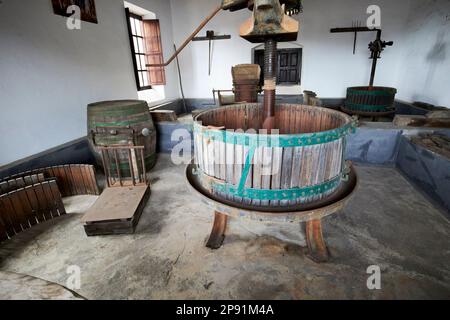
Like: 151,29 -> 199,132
147,5 -> 223,67
174,44 -> 187,114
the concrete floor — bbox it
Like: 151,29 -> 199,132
0,155 -> 449,300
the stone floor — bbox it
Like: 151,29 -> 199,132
0,155 -> 449,300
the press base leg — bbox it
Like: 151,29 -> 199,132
206,212 -> 228,249
305,219 -> 330,263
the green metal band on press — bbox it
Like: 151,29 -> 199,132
237,146 -> 256,195
347,88 -> 397,96
345,102 -> 394,112
193,120 -> 357,148
212,173 -> 342,201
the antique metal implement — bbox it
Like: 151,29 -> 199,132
192,30 -> 231,75
330,26 -> 394,87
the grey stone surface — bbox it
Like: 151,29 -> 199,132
0,155 -> 449,300
0,271 -> 85,300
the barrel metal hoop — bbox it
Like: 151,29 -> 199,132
91,116 -> 151,128
193,120 -> 357,148
345,102 -> 394,112
347,88 -> 397,96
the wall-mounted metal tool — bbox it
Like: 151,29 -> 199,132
330,26 -> 394,87
192,30 -> 231,75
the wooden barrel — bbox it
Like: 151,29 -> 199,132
193,103 -> 356,208
344,86 -> 397,116
87,100 -> 157,174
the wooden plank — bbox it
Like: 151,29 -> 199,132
0,182 -> 8,195
280,147 -> 293,206
315,143 -> 327,202
202,135 -> 210,176
307,144 -> 320,203
79,165 -> 92,195
41,182 -> 58,218
16,188 -> 37,226
51,166 -> 68,197
234,129 -> 244,203
63,165 -> 77,196
30,174 -> 44,184
0,208 -> 9,241
218,140 -> 227,200
34,183 -> 53,221
6,180 -> 17,193
82,186 -> 149,223
252,146 -> 263,206
290,106 -> 303,205
49,181 -> 66,216
290,146 -> 303,205
24,186 -> 43,223
270,147 -> 283,206
193,132 -> 199,172
196,132 -> 204,173
150,110 -> 178,122
261,144 -> 273,207
299,145 -> 312,204
71,165 -> 86,195
87,166 -> 100,195
15,178 -> 26,189
0,198 -> 16,237
225,132 -> 235,202
207,137 -> 215,179
243,140 -> 253,205
214,135 -> 221,179
44,167 -> 57,182
8,192 -> 28,231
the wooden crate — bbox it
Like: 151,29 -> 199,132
81,145 -> 150,236
81,186 -> 150,236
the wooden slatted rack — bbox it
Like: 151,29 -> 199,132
0,179 -> 66,241
3,165 -> 100,197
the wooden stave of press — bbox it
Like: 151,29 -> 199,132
193,103 -> 353,208
87,100 -> 157,174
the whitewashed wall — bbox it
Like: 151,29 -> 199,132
169,0 -> 413,98
0,0 -> 179,165
395,0 -> 450,107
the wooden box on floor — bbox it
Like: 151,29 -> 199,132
81,185 -> 150,236
81,145 -> 150,236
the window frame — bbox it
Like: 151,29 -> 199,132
125,8 -> 152,91
253,48 -> 303,86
